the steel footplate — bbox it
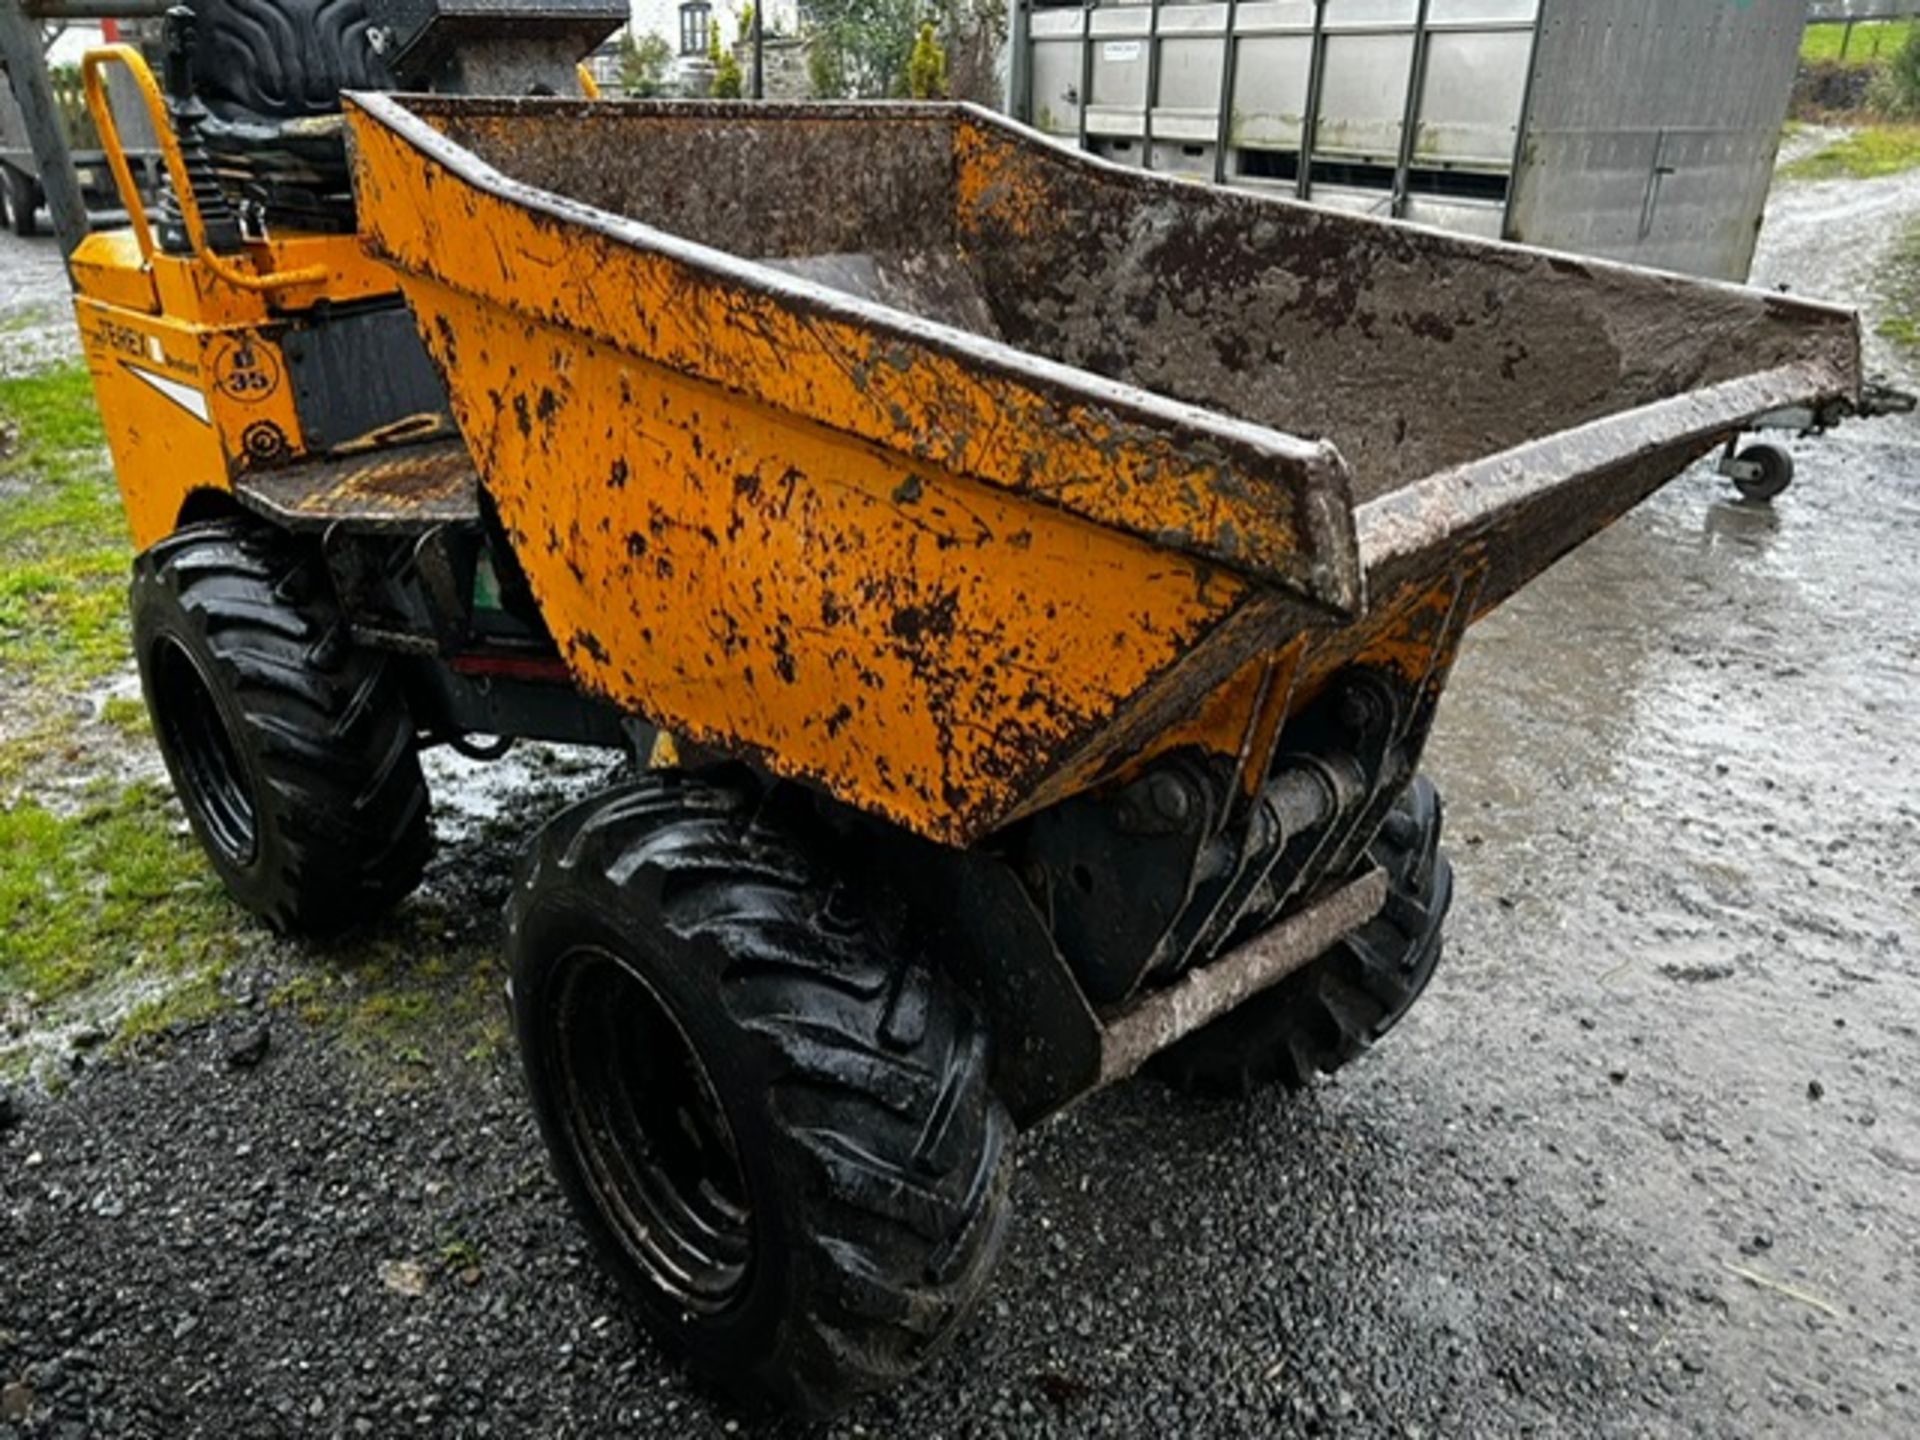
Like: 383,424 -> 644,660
232,440 -> 480,534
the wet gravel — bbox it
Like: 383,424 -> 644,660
4,162 -> 1920,1438
0,235 -> 77,378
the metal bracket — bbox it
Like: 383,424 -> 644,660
1861,379 -> 1919,418
1743,375 -> 1916,440
1714,440 -> 1768,488
1096,865 -> 1387,1088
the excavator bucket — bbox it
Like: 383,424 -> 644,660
340,96 -> 1860,846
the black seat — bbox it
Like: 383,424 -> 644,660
189,0 -> 392,231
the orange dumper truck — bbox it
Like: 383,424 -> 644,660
0,0 -> 1891,1413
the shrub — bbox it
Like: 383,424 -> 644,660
619,31 -> 674,97
907,19 -> 947,99
713,45 -> 745,98
1869,28 -> 1920,119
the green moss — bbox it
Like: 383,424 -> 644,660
269,931 -> 511,1073
1879,314 -> 1920,347
1781,125 -> 1920,182
1803,19 -> 1916,68
113,968 -> 232,1053
438,1236 -> 483,1273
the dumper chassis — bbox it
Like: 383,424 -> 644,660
0,0 -> 1891,1415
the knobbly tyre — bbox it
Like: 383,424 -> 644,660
0,0 -> 1883,1414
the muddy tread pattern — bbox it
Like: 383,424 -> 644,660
509,771 -> 1010,1416
1153,776 -> 1453,1097
193,0 -> 391,121
132,521 -> 430,932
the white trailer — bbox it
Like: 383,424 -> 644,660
1008,0 -> 1810,281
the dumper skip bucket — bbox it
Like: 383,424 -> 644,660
341,96 -> 1860,845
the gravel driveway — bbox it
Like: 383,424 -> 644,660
2,161 -> 1917,1439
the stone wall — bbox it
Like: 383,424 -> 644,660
733,34 -> 812,99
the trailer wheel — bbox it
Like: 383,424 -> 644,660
508,772 -> 1011,1417
1152,776 -> 1452,1097
131,520 -> 431,933
1732,443 -> 1793,504
2,166 -> 39,238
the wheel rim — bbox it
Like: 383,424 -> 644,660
547,945 -> 753,1312
150,635 -> 258,867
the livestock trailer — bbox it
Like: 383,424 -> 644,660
1009,0 -> 1809,281
1805,0 -> 1920,20
0,26 -> 160,235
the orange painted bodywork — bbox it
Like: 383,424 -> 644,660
339,96 -> 1449,845
67,42 -> 412,546
68,231 -> 391,548
345,108 -> 1360,611
79,80 -> 1851,850
72,293 -> 304,547
401,275 -> 1260,838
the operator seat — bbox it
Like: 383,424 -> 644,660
188,0 -> 392,231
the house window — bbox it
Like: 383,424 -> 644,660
679,1 -> 711,56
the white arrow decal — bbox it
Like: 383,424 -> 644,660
124,363 -> 211,424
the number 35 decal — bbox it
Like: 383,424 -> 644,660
210,336 -> 283,405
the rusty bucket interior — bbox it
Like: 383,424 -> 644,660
362,98 -> 1859,506
342,96 -> 1861,844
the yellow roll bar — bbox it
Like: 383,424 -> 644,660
80,45 -> 327,293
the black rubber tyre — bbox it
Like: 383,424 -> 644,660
1152,776 -> 1452,1097
1732,443 -> 1793,504
3,166 -> 39,238
130,520 -> 431,933
508,771 -> 1012,1417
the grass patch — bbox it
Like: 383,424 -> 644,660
0,363 -> 131,698
0,359 -> 239,1070
1803,19 -> 1916,68
100,693 -> 150,736
0,359 -> 518,1083
0,365 -> 108,470
0,780 -> 226,1001
1781,124 -> 1920,181
1874,219 -> 1920,358
0,779 -> 231,1079
113,967 -> 232,1053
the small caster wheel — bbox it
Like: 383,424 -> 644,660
1730,443 -> 1793,504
